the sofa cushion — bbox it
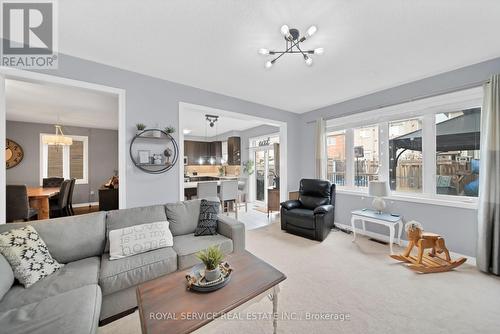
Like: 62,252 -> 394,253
0,284 -> 101,334
0,256 -> 100,312
99,247 -> 177,296
166,199 -> 201,236
0,254 -> 13,301
105,205 -> 167,252
0,212 -> 106,264
173,234 -> 233,270
285,209 -> 315,230
0,226 -> 64,288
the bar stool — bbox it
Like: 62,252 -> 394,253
197,181 -> 218,199
218,180 -> 239,219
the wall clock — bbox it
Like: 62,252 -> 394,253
6,138 -> 24,169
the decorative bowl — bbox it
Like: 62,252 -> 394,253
185,262 -> 232,293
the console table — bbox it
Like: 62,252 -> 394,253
351,209 -> 403,254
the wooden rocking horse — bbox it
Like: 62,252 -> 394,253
390,221 -> 466,273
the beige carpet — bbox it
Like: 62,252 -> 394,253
99,223 -> 500,334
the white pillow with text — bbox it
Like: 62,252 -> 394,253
109,221 -> 173,260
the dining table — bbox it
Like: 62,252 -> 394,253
27,187 -> 60,220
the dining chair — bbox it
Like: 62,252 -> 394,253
237,179 -> 248,213
218,180 -> 239,219
6,185 -> 38,222
45,177 -> 64,207
50,180 -> 71,218
67,178 -> 76,216
43,177 -> 64,188
197,181 -> 218,199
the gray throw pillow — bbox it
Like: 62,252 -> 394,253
0,226 -> 63,288
194,200 -> 220,236
166,199 -> 201,236
0,254 -> 14,300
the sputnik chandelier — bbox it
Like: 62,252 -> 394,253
258,25 -> 323,68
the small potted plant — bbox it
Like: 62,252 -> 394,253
196,245 -> 224,282
136,123 -> 146,135
243,160 -> 254,175
218,165 -> 225,177
164,126 -> 176,135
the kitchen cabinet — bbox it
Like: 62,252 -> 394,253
209,141 -> 222,163
227,136 -> 241,165
185,140 -> 207,165
184,140 -> 222,165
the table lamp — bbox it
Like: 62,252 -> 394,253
368,181 -> 388,214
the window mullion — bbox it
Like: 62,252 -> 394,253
422,114 -> 436,194
63,146 -> 70,179
345,128 -> 354,188
41,143 -> 48,185
379,122 -> 390,185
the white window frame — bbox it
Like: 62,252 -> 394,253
39,134 -> 89,185
325,87 -> 483,209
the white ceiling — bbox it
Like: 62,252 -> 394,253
58,0 -> 500,113
6,79 -> 119,129
182,105 -> 272,137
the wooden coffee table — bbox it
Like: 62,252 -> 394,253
137,251 -> 286,334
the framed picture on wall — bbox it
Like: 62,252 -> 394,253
138,150 -> 151,164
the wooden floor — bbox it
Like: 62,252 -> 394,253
73,205 -> 100,215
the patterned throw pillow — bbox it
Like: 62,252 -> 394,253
194,200 -> 220,236
0,226 -> 63,288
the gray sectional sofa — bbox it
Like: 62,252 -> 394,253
0,199 -> 245,334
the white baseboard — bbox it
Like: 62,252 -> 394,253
335,222 -> 476,266
73,202 -> 99,208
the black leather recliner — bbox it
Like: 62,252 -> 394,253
280,179 -> 335,241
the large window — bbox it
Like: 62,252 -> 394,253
435,108 -> 480,197
40,134 -> 89,184
389,119 -> 423,193
353,125 -> 379,187
326,130 -> 346,186
323,87 -> 482,203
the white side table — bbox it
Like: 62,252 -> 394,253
351,209 -> 403,254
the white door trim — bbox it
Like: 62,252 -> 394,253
0,67 -> 127,223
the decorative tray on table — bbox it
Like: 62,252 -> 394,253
185,262 -> 233,292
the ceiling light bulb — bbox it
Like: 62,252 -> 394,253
304,55 -> 313,66
258,48 -> 270,55
280,25 -> 290,37
306,25 -> 317,38
265,60 -> 273,69
183,129 -> 192,135
314,47 -> 324,55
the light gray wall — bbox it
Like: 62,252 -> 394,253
298,57 -> 500,257
6,121 -> 118,204
32,54 -> 301,208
